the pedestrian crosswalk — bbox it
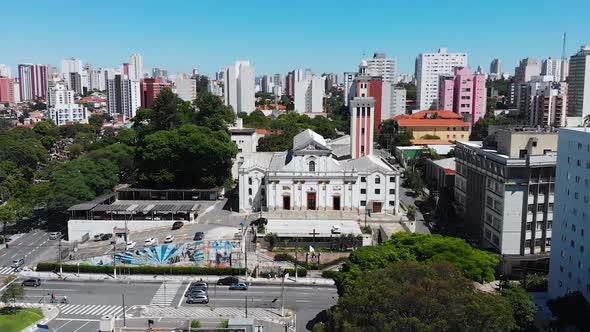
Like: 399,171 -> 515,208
150,282 -> 182,306
0,266 -> 17,275
57,304 -> 124,317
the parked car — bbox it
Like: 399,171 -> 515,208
189,281 -> 209,291
11,258 -> 24,269
171,221 -> 184,230
186,294 -> 209,304
164,235 -> 175,243
217,276 -> 240,286
49,232 -> 61,240
101,233 -> 113,241
93,233 -> 105,241
193,232 -> 204,241
22,277 -> 41,287
126,241 -> 136,250
144,238 -> 157,247
229,283 -> 248,290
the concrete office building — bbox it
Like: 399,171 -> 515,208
567,45 -> 590,127
542,58 -> 569,82
381,83 -> 406,119
454,128 -> 558,274
285,71 -> 295,97
107,74 -> 140,120
343,71 -> 357,106
415,48 -> 468,110
224,61 -> 255,114
294,76 -> 325,116
18,64 -> 47,101
173,77 -> 197,102
489,58 -> 502,80
548,128 -> 590,301
0,64 -> 11,78
438,66 -> 486,124
129,54 -> 143,81
367,53 -> 397,82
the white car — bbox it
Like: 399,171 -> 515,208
126,241 -> 136,250
144,238 -> 157,247
164,235 -> 175,243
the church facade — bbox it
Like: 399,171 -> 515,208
238,129 -> 400,215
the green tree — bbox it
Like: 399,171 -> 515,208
0,133 -> 47,179
67,143 -> 84,158
547,291 -> 590,331
196,75 -> 209,95
88,113 -> 105,130
194,92 -> 236,131
501,285 -> 536,331
325,262 -> 514,332
87,143 -> 135,182
1,283 -> 24,304
152,87 -> 183,131
33,119 -> 58,137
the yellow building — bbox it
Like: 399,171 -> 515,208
392,110 -> 471,143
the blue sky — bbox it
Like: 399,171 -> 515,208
1,0 -> 588,79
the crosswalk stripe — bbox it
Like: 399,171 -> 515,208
87,305 -> 105,315
0,267 -> 16,274
150,282 -> 182,306
78,305 -> 98,315
58,304 -> 124,316
106,307 -> 123,316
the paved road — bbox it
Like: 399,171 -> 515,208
397,184 -> 430,234
20,278 -> 336,331
0,230 -> 59,274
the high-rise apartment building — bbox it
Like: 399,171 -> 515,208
322,73 -> 338,93
140,78 -> 172,108
48,83 -> 75,107
381,83 -> 406,119
0,64 -> 11,78
548,128 -> 590,301
438,66 -> 486,124
172,77 -> 197,102
514,58 -> 542,114
261,75 -> 274,94
61,58 -> 82,76
343,72 -> 357,106
542,58 -> 569,82
224,61 -> 255,114
18,64 -> 47,101
455,128 -> 557,274
0,77 -> 20,104
69,72 -> 82,95
415,48 -> 468,110
152,68 -> 168,79
567,45 -> 590,127
107,74 -> 140,120
366,53 -> 396,82
524,77 -> 568,128
294,76 -> 325,116
129,54 -> 143,80
490,59 -> 502,77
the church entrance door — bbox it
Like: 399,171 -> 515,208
307,192 -> 316,210
333,196 -> 341,210
283,196 -> 290,210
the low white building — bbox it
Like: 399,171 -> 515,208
49,103 -> 88,126
230,118 -> 260,180
238,129 -> 401,214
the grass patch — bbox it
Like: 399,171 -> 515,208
0,307 -> 43,332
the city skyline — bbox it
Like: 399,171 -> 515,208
1,0 -> 588,78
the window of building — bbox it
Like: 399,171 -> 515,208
361,177 -> 366,182
375,189 -> 380,194
248,188 -> 252,196
389,201 -> 395,206
360,200 -> 366,207
571,240 -> 575,248
389,189 -> 395,194
375,176 -> 381,184
361,189 -> 366,194
309,160 -> 316,172
526,222 -> 532,231
248,177 -> 252,185
546,238 -> 552,246
389,177 -> 395,183
525,240 -> 531,247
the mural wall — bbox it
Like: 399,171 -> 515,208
76,240 -> 241,268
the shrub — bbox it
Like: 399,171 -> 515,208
217,320 -> 229,328
284,268 -> 307,277
523,273 -> 548,292
191,320 -> 201,328
36,262 -> 246,276
321,270 -> 340,279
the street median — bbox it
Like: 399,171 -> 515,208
36,262 -> 246,276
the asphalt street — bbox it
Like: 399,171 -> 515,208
398,183 -> 431,234
0,230 -> 60,274
19,278 -> 337,332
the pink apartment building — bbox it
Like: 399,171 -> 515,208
439,66 -> 486,124
0,77 -> 20,104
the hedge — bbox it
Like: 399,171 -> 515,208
36,262 -> 246,276
321,270 -> 341,279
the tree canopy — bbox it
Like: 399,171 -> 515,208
321,261 -> 514,332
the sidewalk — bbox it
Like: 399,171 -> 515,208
19,271 -> 335,287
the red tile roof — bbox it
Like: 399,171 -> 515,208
392,110 -> 464,121
411,139 -> 454,145
397,118 -> 469,127
256,128 -> 267,135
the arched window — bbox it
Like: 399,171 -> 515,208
248,177 -> 252,185
248,188 -> 252,196
309,160 -> 316,172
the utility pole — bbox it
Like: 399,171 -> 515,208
294,237 -> 298,282
245,295 -> 248,318
244,232 -> 248,284
113,239 -> 117,279
121,294 -> 126,326
281,274 -> 285,317
58,236 -> 63,275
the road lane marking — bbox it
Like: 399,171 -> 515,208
54,318 -> 100,321
53,320 -> 72,331
26,288 -> 78,292
295,300 -> 311,303
72,321 -> 91,332
177,282 -> 191,307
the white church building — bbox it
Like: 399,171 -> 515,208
238,129 -> 401,215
